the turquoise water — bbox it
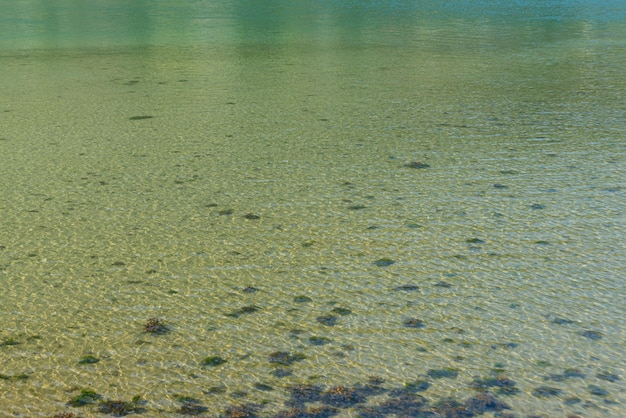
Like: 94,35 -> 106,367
1,1 -> 625,417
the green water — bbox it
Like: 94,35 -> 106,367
1,1 -> 625,416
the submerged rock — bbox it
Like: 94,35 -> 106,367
579,330 -> 603,340
320,386 -> 367,407
403,318 -> 425,328
143,318 -> 169,334
532,386 -> 562,397
405,161 -> 430,169
373,258 -> 395,267
464,392 -> 510,414
427,368 -> 459,379
316,314 -> 339,326
268,351 -> 305,365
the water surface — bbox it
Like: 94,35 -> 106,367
1,1 -> 625,416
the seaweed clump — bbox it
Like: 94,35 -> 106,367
276,406 -> 338,417
143,318 -> 169,334
175,396 -> 208,415
464,392 -> 510,414
320,386 -> 367,407
78,354 -> 100,364
224,402 -> 263,417
316,314 -> 338,326
403,318 -> 425,328
405,161 -> 430,169
430,398 -> 471,417
98,397 -> 145,416
285,384 -> 323,408
226,305 -> 260,318
363,393 -> 428,417
471,375 -> 519,395
0,337 -> 21,347
373,258 -> 395,267
202,355 -> 227,367
67,389 -> 102,407
532,386 -> 563,397
46,414 -> 78,418
427,368 -> 459,379
268,351 -> 305,366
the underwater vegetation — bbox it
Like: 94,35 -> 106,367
98,396 -> 145,416
224,403 -> 264,417
405,161 -> 430,169
309,336 -> 331,346
532,386 -> 563,397
427,368 -> 459,379
0,337 -> 21,347
78,354 -> 100,364
174,395 -> 208,415
579,330 -> 603,340
315,314 -> 338,326
268,351 -> 306,366
403,318 -> 425,328
372,258 -> 395,267
66,390 -> 144,415
143,318 -> 169,335
67,389 -> 102,407
0,372 -> 29,381
226,305 -> 261,318
202,355 -> 227,366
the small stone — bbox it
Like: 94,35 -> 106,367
579,330 -> 603,340
254,383 -> 274,391
465,392 -> 510,413
331,307 -> 352,315
405,161 -> 430,169
551,317 -> 574,325
287,384 -> 323,406
596,372 -> 620,382
309,336 -> 331,346
143,318 -> 169,334
588,385 -> 609,396
78,355 -> 100,365
403,318 -> 425,329
532,386 -> 562,397
202,356 -> 227,366
395,284 -> 419,291
271,368 -> 292,378
268,351 -> 305,365
67,390 -> 102,407
427,368 -> 458,379
225,305 -> 260,318
403,380 -> 430,392
320,386 -> 366,407
373,258 -> 395,267
316,314 -> 338,326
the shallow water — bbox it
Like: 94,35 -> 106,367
1,1 -> 625,417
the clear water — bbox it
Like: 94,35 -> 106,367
1,1 -> 625,417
